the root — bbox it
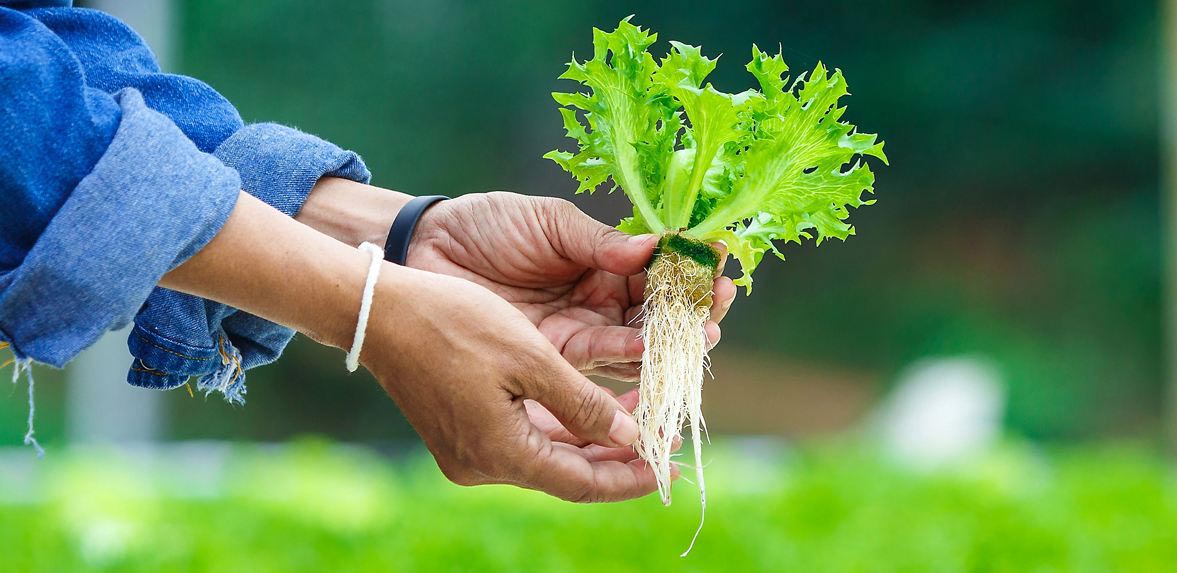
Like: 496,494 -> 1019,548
633,234 -> 716,556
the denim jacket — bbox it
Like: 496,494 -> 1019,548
0,1 -> 371,403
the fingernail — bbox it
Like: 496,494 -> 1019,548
629,234 -> 658,247
609,410 -> 640,446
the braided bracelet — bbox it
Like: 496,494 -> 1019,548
345,242 -> 385,372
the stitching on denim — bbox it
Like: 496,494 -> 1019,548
133,330 -> 214,361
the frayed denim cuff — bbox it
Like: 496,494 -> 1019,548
125,123 -> 370,403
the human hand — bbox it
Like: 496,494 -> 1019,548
406,192 -> 737,381
362,265 -> 666,502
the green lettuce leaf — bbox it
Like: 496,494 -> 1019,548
543,17 -> 673,233
547,21 -> 887,290
690,48 -> 887,288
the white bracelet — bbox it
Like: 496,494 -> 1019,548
345,242 -> 385,372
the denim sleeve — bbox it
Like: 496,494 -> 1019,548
128,126 -> 371,403
32,6 -> 373,208
29,6 -> 243,153
0,9 -> 240,366
29,7 -> 372,399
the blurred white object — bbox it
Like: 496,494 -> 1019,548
66,326 -> 161,443
875,357 -> 1005,469
91,0 -> 175,69
66,0 -> 174,444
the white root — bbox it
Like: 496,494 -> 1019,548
633,245 -> 713,556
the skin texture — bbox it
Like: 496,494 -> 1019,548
296,179 -> 737,382
162,192 -> 660,501
297,181 -> 737,462
407,192 -> 737,382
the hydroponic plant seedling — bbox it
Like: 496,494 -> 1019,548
545,18 -> 887,554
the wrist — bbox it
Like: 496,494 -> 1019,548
356,261 -> 438,373
297,177 -> 413,247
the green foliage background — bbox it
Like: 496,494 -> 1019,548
157,0 -> 1161,441
4,441 -> 1176,572
0,2 -> 1172,569
0,1 -> 1155,444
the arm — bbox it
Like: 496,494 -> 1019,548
164,191 -> 661,503
160,191 -> 371,350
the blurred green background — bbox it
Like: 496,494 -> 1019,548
2,0 -> 1174,570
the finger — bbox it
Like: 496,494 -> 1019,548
705,321 -> 721,350
546,200 -> 658,275
624,305 -> 644,326
576,443 -> 642,463
525,399 -> 560,432
709,276 -> 737,324
544,422 -> 589,447
525,399 -> 586,446
612,390 -> 677,453
585,363 -> 641,383
615,388 -> 639,411
563,325 -> 644,369
627,271 -> 648,306
529,387 -> 638,447
524,441 -> 660,503
526,358 -> 639,447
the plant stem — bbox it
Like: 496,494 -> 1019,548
610,110 -> 667,233
674,153 -> 711,229
687,188 -> 757,237
617,166 -> 665,233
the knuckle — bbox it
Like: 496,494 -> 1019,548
562,474 -> 599,504
546,198 -> 582,227
544,197 -> 575,214
506,350 -> 549,396
569,381 -> 608,431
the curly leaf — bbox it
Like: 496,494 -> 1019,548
544,17 -> 671,232
692,50 -> 886,287
546,21 -> 886,291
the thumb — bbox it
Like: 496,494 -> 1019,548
526,358 -> 640,448
547,200 -> 658,275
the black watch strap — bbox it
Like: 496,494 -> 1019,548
383,195 -> 448,265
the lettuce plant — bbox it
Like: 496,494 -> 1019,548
546,17 -> 886,555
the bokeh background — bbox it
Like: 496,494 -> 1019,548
3,0 -> 1175,571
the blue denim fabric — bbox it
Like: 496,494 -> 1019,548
0,3 -> 370,401
0,85 -> 240,367
129,125 -> 370,401
0,1 -> 68,8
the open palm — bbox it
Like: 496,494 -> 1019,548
406,192 -> 734,382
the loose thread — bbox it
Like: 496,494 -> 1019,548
345,242 -> 384,372
10,359 -> 44,458
196,337 -> 246,405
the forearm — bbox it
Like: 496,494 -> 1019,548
160,190 -> 373,350
295,177 -> 413,247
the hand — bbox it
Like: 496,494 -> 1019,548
363,265 -> 665,502
406,192 -> 738,381
525,387 -> 682,464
